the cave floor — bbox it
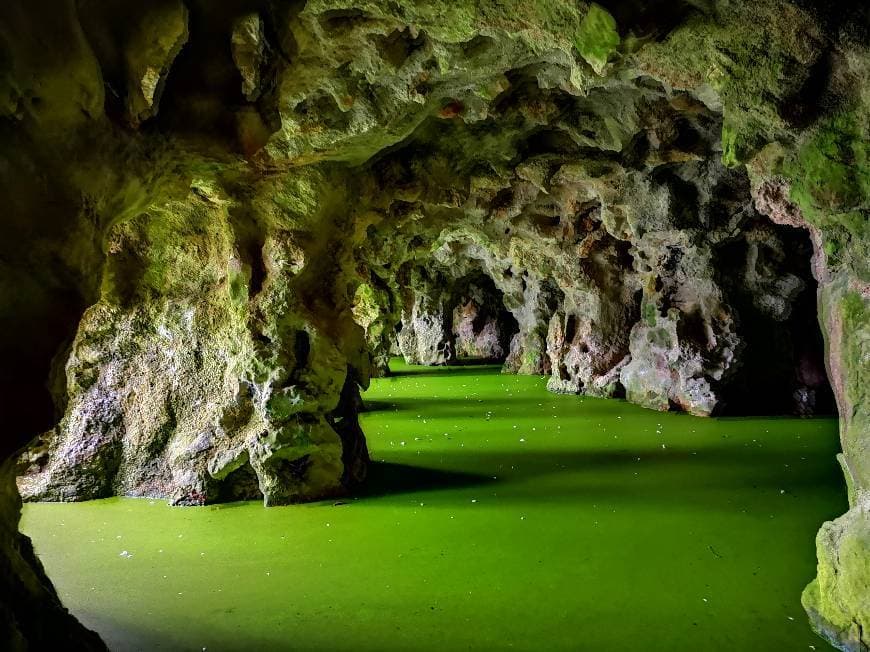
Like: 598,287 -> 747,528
22,359 -> 844,651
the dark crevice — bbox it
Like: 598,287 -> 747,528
714,222 -> 835,416
294,330 -> 311,368
214,462 -> 263,502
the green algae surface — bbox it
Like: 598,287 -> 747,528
22,359 -> 844,651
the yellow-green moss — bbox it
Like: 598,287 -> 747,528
574,4 -> 619,75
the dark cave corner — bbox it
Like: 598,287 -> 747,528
212,461 -> 263,503
715,222 -> 836,417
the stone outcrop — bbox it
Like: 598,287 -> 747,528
397,269 -> 517,365
16,175 -> 371,506
397,268 -> 456,365
0,0 -> 867,649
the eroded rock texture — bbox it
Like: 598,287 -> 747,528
354,76 -> 834,416
451,273 -> 517,361
16,173 -> 372,506
1,0 -> 868,649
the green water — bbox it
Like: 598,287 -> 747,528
22,360 -> 845,651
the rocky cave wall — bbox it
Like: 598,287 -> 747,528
353,79 -> 835,415
0,1 -> 868,650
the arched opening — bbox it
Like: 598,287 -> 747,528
714,223 -> 836,416
450,272 -> 519,363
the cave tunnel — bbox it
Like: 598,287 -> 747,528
449,271 -> 520,364
1,1 -> 869,651
393,267 -> 520,366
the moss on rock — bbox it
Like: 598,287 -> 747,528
2,1 -> 870,649
574,4 -> 620,75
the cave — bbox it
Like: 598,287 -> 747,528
394,267 -> 519,366
1,1 -> 869,651
450,271 -> 519,363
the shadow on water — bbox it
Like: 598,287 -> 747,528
74,611 -> 194,652
431,445 -> 843,486
77,610 -> 286,652
363,396 -> 550,413
386,362 -> 504,378
360,399 -> 399,413
353,443 -> 846,512
366,396 -> 842,419
355,461 -> 495,498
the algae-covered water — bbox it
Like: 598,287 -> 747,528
22,360 -> 845,651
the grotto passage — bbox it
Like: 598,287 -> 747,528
1,0 -> 869,651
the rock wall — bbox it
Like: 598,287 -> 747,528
396,269 -> 518,365
17,170 -> 372,506
0,0 -> 867,649
397,267 -> 456,365
355,83 -> 829,416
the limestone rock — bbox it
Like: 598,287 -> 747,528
453,300 -> 504,360
232,13 -> 268,101
399,294 -> 454,366
17,173 -> 371,507
1,1 -> 869,649
125,2 -> 189,125
803,498 -> 870,652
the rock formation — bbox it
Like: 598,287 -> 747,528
0,0 -> 867,649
